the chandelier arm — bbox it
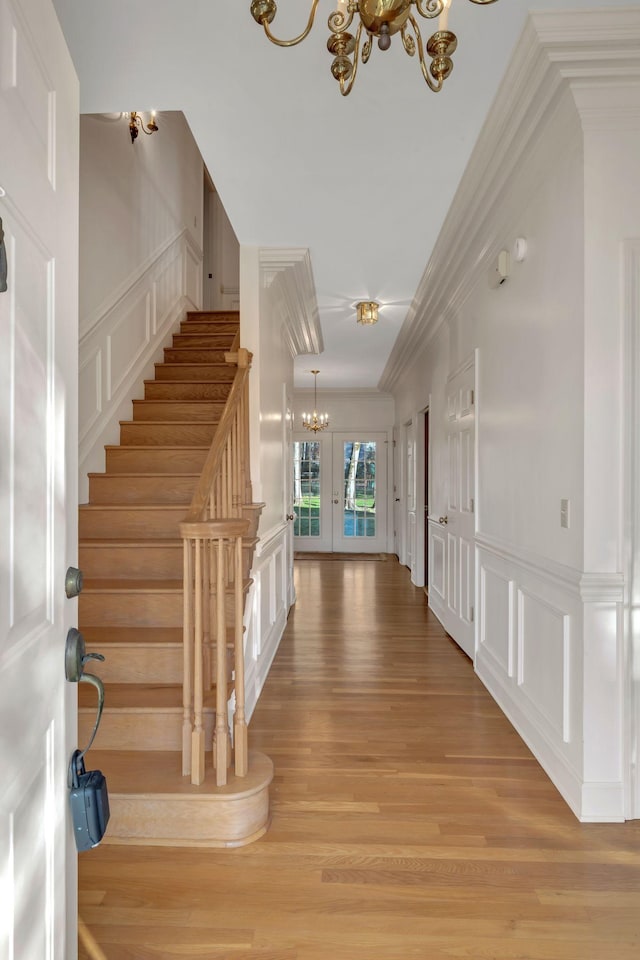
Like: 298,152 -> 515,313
338,20 -> 364,97
414,0 -> 443,20
262,0 -> 322,47
328,8 -> 355,34
406,15 -> 443,93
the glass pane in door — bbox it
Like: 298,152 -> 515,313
342,441 -> 376,538
293,441 -> 321,537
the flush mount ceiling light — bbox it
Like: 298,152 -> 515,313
127,111 -> 159,144
356,301 -> 379,325
250,0 -> 498,97
302,370 -> 330,433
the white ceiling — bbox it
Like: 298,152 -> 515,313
53,0 -> 632,389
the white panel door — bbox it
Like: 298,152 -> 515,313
442,359 -> 476,659
0,0 -> 79,956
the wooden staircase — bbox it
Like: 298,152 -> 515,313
77,311 -> 273,847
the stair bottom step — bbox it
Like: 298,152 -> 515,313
93,750 -> 273,848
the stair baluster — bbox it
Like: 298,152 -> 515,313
181,347 -> 257,786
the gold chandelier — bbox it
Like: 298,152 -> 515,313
302,370 -> 330,433
250,0 -> 498,97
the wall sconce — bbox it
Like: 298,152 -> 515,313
356,301 -> 379,325
128,111 -> 159,144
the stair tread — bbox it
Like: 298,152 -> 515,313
87,472 -> 200,479
81,536 -> 258,547
83,749 -> 272,798
104,445 -> 210,451
83,578 -> 182,591
119,419 -> 220,425
82,577 -> 251,592
78,682 -> 203,710
80,504 -> 186,511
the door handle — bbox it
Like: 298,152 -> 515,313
65,628 -> 106,758
286,514 -> 295,521
438,515 -> 448,525
333,499 -> 339,504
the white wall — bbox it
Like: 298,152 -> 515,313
78,111 -> 204,499
383,11 -> 640,821
240,246 -> 322,719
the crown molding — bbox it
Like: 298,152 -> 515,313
380,9 -> 640,394
259,247 -> 323,358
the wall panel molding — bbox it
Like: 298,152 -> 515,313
244,523 -> 291,723
78,230 -> 203,498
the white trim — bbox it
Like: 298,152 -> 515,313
380,10 -> 640,393
623,238 -> 640,819
475,531 -> 625,604
258,247 -> 323,357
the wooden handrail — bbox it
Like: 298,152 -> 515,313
181,344 -> 254,786
185,348 -> 252,523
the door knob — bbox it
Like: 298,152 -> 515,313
438,515 -> 448,525
286,514 -> 295,521
333,499 -> 339,504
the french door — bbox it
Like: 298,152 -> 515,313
293,432 -> 388,553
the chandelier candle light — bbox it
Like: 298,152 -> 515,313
128,111 -> 159,144
302,370 -> 330,433
250,0 -> 498,97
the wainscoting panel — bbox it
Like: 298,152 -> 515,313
244,523 -> 292,723
476,537 -> 584,818
518,587 -> 570,744
479,560 -> 514,677
430,526 -> 446,603
78,230 -> 202,499
107,289 -> 151,400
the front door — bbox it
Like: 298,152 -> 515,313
0,0 -> 79,955
293,433 -> 388,553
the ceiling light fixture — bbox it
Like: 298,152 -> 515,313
128,111 -> 159,144
250,0 -> 498,97
356,301 -> 378,325
302,370 -> 330,433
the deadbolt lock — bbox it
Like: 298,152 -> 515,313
65,566 -> 84,599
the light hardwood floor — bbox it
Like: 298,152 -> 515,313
79,557 -> 640,959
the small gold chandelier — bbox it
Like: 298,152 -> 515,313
302,370 -> 330,433
250,0 -> 498,97
356,301 -> 378,324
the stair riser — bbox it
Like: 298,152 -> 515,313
79,508 -> 184,539
80,591 -> 241,628
78,709 -> 214,752
144,381 -> 232,401
80,543 -> 254,580
88,475 -> 197,505
88,644 -> 233,686
105,447 -> 209,474
163,349 -> 229,364
132,400 -> 225,422
89,645 -> 183,684
172,335 -> 236,348
180,322 -> 237,335
154,364 -> 235,382
80,544 -> 183,579
120,422 -> 217,446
